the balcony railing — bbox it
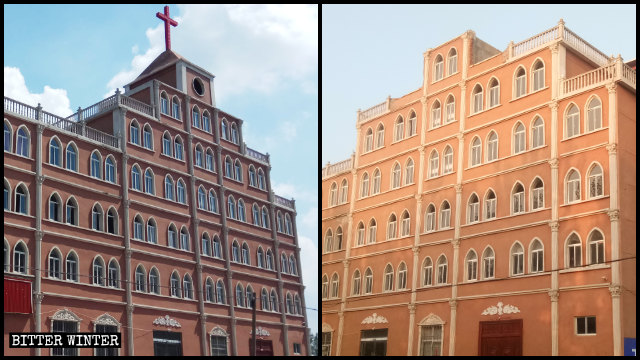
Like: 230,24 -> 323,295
563,28 -> 610,67
512,26 -> 559,57
322,157 -> 353,179
358,98 -> 390,124
65,92 -> 154,123
560,57 -> 636,97
274,195 -> 295,210
246,147 -> 269,163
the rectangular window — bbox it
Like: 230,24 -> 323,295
357,227 -> 365,246
96,324 -> 118,356
420,325 -> 442,355
448,56 -> 457,75
532,250 -> 543,272
486,198 -> 496,219
293,343 -> 301,355
322,332 -> 332,356
425,212 -> 435,232
474,93 -> 483,113
52,320 -> 78,356
434,62 -> 443,81
154,330 -> 183,356
432,107 -> 441,127
576,316 -> 596,335
516,76 -> 526,97
489,86 -> 499,107
440,209 -> 450,228
446,102 -> 455,123
211,335 -> 228,355
360,329 -> 388,356
533,68 -> 544,91
533,188 -> 544,209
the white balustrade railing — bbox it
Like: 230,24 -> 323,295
323,158 -> 352,178
621,63 -> 636,88
275,195 -> 295,209
121,95 -> 154,116
84,127 -> 120,148
247,147 -> 269,163
513,26 -> 559,57
563,28 -> 610,67
561,63 -> 616,96
358,100 -> 389,123
4,97 -> 38,120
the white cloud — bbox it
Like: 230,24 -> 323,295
4,66 -> 73,117
302,207 -> 318,229
271,182 -> 317,204
104,5 -> 317,103
297,235 -> 318,332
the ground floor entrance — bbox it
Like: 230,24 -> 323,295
478,319 -> 522,356
360,329 -> 388,356
249,339 -> 274,356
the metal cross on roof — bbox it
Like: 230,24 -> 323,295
156,5 -> 178,51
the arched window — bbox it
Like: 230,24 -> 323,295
66,197 -> 78,226
168,224 -> 178,248
587,97 -> 602,132
364,128 -> 373,152
565,104 -> 580,138
532,116 -> 544,148
512,182 -> 525,214
49,137 -> 61,166
531,177 -> 544,210
180,227 -> 189,251
431,100 -> 441,128
265,249 -> 273,270
261,206 -> 270,228
237,199 -> 245,221
15,184 -> 29,215
566,169 -> 581,203
198,186 -> 207,210
147,218 -> 157,244
400,210 -> 410,237
368,218 -> 377,244
471,137 -> 481,166
276,211 -> 284,233
4,121 -> 12,152
443,145 -> 453,174
588,230 -> 605,264
261,288 -> 269,310
205,278 -> 214,302
133,215 -> 144,240
436,255 -> 447,284
150,267 -> 160,294
195,144 -> 204,167
213,236 -> 222,259
234,159 -> 242,182
289,255 -> 297,275
241,242 -> 250,265
270,289 -> 278,311
249,166 -> 256,186
257,169 -> 266,190
434,54 -> 444,81
192,106 -> 201,128
16,126 -> 30,157
90,151 -> 102,179
513,122 -> 525,154
232,241 -> 240,262
171,271 -> 181,297
405,158 -> 414,185
422,257 -> 433,286
372,168 -> 381,194
445,94 -> 455,124
130,120 -> 140,145
466,250 -> 478,281
221,119 -> 228,140
482,247 -> 495,279
131,165 -> 141,191
487,131 -> 498,162
485,189 -> 496,220
48,248 -> 62,279
92,204 -> 103,231
488,77 -> 500,108
447,48 -> 457,75
472,84 -> 483,113
352,269 -> 361,295
383,264 -> 394,292
108,259 -> 119,288
65,142 -> 78,171
48,193 -> 62,222
66,251 -> 78,282
567,233 -> 581,268
160,92 -> 169,115
468,194 -> 479,223
106,207 -> 118,235
206,190 -> 217,213
177,179 -> 186,204
206,148 -> 214,171
172,97 -> 181,119
376,123 -> 385,148
397,262 -> 407,289
225,157 -> 233,179
144,168 -> 154,195
515,66 -> 526,98
391,162 -> 401,189
511,242 -> 524,275
174,136 -> 184,160
424,204 -> 436,232
92,256 -> 105,285
588,164 -> 604,198
387,213 -> 397,240
202,111 -> 211,132
324,229 -> 333,253
440,200 -> 451,228
216,280 -> 226,304
257,247 -> 264,267
252,203 -> 260,226
231,123 -> 239,144
394,115 -> 404,142
143,124 -> 153,150
135,265 -> 146,292
281,252 -> 288,274
183,274 -> 193,299
105,156 -> 116,183
429,150 -> 439,178
532,60 -> 545,91
364,267 -> 373,294
330,273 -> 339,298
530,239 -> 544,273
246,285 -> 255,309
407,110 -> 417,136
340,179 -> 348,203
356,221 -> 365,246
165,175 -> 175,200
13,241 -> 27,274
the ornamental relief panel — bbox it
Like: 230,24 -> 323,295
361,313 -> 388,325
481,301 -> 520,316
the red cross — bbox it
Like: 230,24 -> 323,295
156,5 -> 178,51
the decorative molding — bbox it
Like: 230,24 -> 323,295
606,143 -> 617,155
457,133 -> 464,141
418,313 -> 445,326
548,158 -> 559,168
153,315 -> 181,328
609,284 -> 622,297
548,221 -> 559,231
548,290 -> 559,302
420,97 -> 427,105
548,101 -> 558,111
454,184 -> 462,193
481,301 -> 520,315
34,293 -> 45,304
343,260 -> 350,268
250,326 -> 271,337
125,249 -> 132,259
37,124 -> 45,134
210,326 -> 229,337
548,43 -> 559,54
451,238 -> 460,248
458,81 -> 466,90
126,304 -> 135,313
449,299 -> 457,309
606,82 -> 617,94
412,246 -> 420,255
322,323 -> 334,332
124,199 -> 131,208
408,303 -> 416,313
94,313 -> 120,327
361,313 -> 388,325
200,314 -> 207,322
122,154 -> 130,162
194,218 -> 200,226
607,209 -> 620,222
51,308 -> 82,322
36,175 -> 45,185
35,230 -> 44,242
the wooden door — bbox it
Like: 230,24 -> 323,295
479,319 -> 522,356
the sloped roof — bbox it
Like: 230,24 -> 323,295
127,49 -> 215,87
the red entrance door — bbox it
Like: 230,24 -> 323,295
250,339 -> 273,356
479,319 -> 522,356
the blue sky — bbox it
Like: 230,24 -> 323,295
4,4 -> 318,334
322,4 -> 636,165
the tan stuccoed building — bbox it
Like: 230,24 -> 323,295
321,19 -> 635,356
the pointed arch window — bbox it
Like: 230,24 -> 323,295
364,268 -> 373,294
143,124 -> 153,150
4,121 -> 11,152
206,149 -> 214,171
172,97 -> 180,119
330,273 -> 339,298
485,190 -> 496,220
232,241 -> 240,262
352,269 -> 361,295
108,259 -> 119,288
400,211 -> 410,237
49,193 -> 61,222
135,265 -> 146,292
367,219 -> 377,244
49,249 -> 62,279
261,207 -> 270,228
216,280 -> 226,304
360,172 -> 369,198
372,169 -> 381,194
281,252 -> 288,274
192,106 -> 200,128
221,119 -> 228,140
205,278 -> 214,302
183,274 -> 193,299
238,199 -> 246,221
234,159 -> 242,181
471,137 -> 481,166
65,143 -> 77,171
587,97 -> 602,132
425,204 -> 436,232
566,170 -> 581,203
472,84 -> 483,113
144,169 -> 154,195
434,55 -> 444,81
195,145 -> 204,167
483,247 -> 495,279
376,123 -> 385,148
231,123 -> 239,144
364,128 -> 373,152
150,268 -> 160,294
133,215 -> 144,240
130,121 -> 140,145
565,104 -> 580,138
257,247 -> 264,267
394,116 -> 404,142
209,190 -> 218,213
588,230 -> 604,264
531,239 -> 544,273
203,111 -> 211,132
356,222 -> 365,246
340,179 -> 348,203
105,156 -> 115,183
405,158 -> 414,185
489,77 -> 500,107
437,255 -> 447,284
445,95 -> 455,123
391,163 -> 401,189
466,250 -> 478,281
429,150 -> 439,178
174,136 -> 184,160
440,201 -> 451,228
447,48 -> 457,75
532,60 -> 545,91
147,218 -> 157,244
165,176 -> 175,201
387,214 -> 397,240
257,169 -> 266,190
15,184 -> 28,215
213,236 -> 222,259
408,110 -> 417,136
252,204 -> 260,226
242,243 -> 250,265
92,204 -> 103,231
324,229 -> 333,253
160,92 -> 169,115
431,100 -> 441,128
513,122 -> 526,154
532,178 -> 544,210
511,243 -> 524,275
515,67 -> 526,98
180,228 -> 189,251
168,224 -> 178,248
177,179 -> 186,204
397,262 -> 407,289
90,151 -> 102,179
487,131 -> 498,162
131,165 -> 141,191
49,137 -> 61,166
249,166 -> 256,186
66,197 -> 78,226
512,183 -> 525,214
383,264 -> 394,292
532,116 -> 544,148
567,233 -> 581,268
66,252 -> 78,282
93,257 -> 105,285
198,187 -> 207,210
171,272 -> 181,297
16,127 -> 30,157
270,289 -> 278,311
588,164 -> 603,198
423,257 -> 433,286
468,194 -> 479,223
443,146 -> 453,174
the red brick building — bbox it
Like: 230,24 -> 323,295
4,16 -> 309,355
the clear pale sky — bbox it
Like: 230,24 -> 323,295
4,4 -> 318,334
322,4 -> 636,165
